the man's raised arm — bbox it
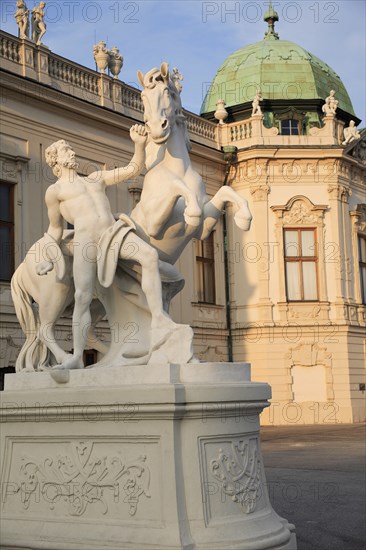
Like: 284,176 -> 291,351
99,124 -> 147,187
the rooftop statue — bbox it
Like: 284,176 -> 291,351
31,1 -> 46,45
14,0 -> 29,39
11,63 -> 252,371
171,67 -> 184,93
251,89 -> 262,116
342,120 -> 361,146
322,89 -> 338,116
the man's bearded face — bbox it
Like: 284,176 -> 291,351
58,144 -> 79,170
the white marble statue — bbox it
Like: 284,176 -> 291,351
15,0 -> 30,39
342,120 -> 361,145
12,63 -> 252,372
171,67 -> 184,93
37,127 -> 183,370
251,89 -> 262,116
31,1 -> 46,45
322,89 -> 338,115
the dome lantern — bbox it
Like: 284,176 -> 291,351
264,0 -> 279,40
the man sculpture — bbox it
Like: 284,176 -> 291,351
251,90 -> 262,116
31,1 -> 46,45
322,90 -> 338,116
342,120 -> 361,146
15,0 -> 29,39
37,125 -> 178,369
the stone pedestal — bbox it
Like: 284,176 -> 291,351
0,363 -> 296,550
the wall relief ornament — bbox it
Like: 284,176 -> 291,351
350,204 -> 366,232
198,345 -> 225,362
286,342 -> 331,368
18,441 -> 151,516
210,438 -> 261,514
250,184 -> 270,202
288,305 -> 321,320
272,196 -> 327,226
346,134 -> 366,164
283,201 -> 317,224
328,184 -> 352,202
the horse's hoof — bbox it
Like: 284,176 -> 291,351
234,213 -> 252,231
49,369 -> 70,384
184,213 -> 201,227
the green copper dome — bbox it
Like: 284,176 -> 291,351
201,38 -> 355,117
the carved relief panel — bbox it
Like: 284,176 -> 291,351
1,437 -> 161,524
199,434 -> 267,526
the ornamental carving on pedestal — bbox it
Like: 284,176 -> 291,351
18,441 -> 151,517
210,438 -> 261,514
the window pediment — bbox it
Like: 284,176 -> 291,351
271,196 -> 327,226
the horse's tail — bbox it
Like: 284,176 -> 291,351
10,265 -> 49,372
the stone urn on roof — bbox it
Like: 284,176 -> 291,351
108,46 -> 123,79
93,41 -> 110,74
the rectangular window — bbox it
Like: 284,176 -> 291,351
359,235 -> 366,305
195,233 -> 216,304
284,228 -> 318,301
0,182 -> 14,281
281,119 -> 300,136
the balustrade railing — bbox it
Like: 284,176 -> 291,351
229,120 -> 252,142
48,57 -> 99,94
0,35 -> 21,64
0,30 -> 217,145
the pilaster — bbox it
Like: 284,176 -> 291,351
250,182 -> 273,322
19,38 -> 36,79
328,183 -> 352,320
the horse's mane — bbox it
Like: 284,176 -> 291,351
142,68 -> 192,151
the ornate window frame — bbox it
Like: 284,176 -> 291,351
272,196 -> 329,321
273,108 -> 305,136
350,204 -> 366,323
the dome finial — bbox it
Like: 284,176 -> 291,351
264,0 -> 279,40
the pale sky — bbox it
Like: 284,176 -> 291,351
1,0 -> 365,123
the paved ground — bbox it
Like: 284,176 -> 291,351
261,423 -> 366,550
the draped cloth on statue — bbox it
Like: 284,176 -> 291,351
97,214 -> 136,289
69,214 -> 186,366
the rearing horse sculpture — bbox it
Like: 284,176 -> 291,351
11,62 -> 252,371
131,62 -> 252,264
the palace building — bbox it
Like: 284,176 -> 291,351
1,6 -> 365,424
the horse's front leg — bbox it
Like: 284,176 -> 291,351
171,179 -> 202,227
199,186 -> 252,240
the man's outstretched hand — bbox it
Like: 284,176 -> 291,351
130,124 -> 148,145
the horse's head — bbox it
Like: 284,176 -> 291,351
137,62 -> 185,144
